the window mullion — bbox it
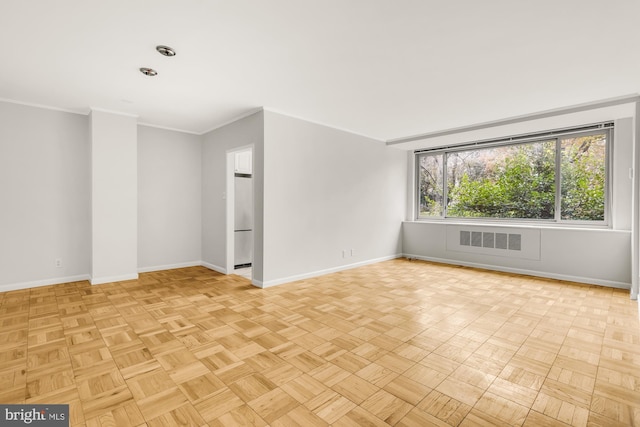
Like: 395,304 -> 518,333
442,153 -> 448,218
415,154 -> 421,220
555,138 -> 562,222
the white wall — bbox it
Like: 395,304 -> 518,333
138,126 -> 202,271
7,98 -> 630,292
403,222 -> 631,287
261,111 -> 407,287
202,111 -> 264,280
402,109 -> 636,288
613,118 -> 634,230
90,110 -> 138,284
0,102 -> 90,291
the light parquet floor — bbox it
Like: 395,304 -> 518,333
1,259 -> 639,426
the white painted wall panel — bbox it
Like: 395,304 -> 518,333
404,221 -> 631,288
261,111 -> 406,286
90,110 -> 138,284
612,117 -> 633,230
138,126 -> 202,271
0,102 -> 90,289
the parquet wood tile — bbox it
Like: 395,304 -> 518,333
193,387 -> 243,422
214,360 -> 256,385
78,385 -> 133,420
209,404 -> 268,427
279,373 -> 327,405
331,373 -> 379,405
84,400 -> 144,427
0,259 -> 639,425
472,391 -> 529,426
387,374 -> 434,404
304,389 -> 356,424
361,389 -> 413,425
229,372 -> 278,403
136,386 -> 189,421
417,389 -> 472,425
396,407 -> 448,427
271,405 -> 326,427
249,387 -> 300,423
26,386 -> 86,426
488,377 -> 539,409
178,372 -> 226,404
146,402 -> 207,427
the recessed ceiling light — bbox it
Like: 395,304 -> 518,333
139,67 -> 157,76
156,45 -> 176,57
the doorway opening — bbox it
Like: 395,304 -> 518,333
226,147 -> 253,280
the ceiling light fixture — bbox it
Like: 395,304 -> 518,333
156,45 -> 176,57
139,67 -> 158,76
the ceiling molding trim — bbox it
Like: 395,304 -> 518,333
199,107 -> 265,135
89,107 -> 139,119
0,97 -> 88,116
387,93 -> 640,146
137,122 -> 200,135
262,107 -> 384,143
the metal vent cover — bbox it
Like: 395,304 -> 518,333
460,231 -> 521,251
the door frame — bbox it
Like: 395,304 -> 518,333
226,145 -> 254,276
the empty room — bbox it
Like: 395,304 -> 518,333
1,1 -> 639,426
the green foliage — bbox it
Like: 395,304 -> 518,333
447,143 -> 556,219
560,136 -> 605,220
419,154 -> 444,216
418,134 -> 606,221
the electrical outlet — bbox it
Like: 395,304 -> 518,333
55,258 -> 62,268
350,249 -> 355,257
342,250 -> 347,258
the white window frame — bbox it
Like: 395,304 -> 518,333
415,123 -> 613,226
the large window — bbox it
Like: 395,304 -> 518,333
417,125 -> 610,223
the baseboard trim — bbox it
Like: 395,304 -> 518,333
90,273 -> 139,286
0,261 -> 228,292
201,262 -> 227,275
257,254 -> 402,289
0,274 -> 91,293
14,253 -> 621,293
138,261 -> 203,273
403,253 -> 631,290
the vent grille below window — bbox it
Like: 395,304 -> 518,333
460,231 -> 521,251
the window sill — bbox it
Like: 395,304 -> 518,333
404,219 -> 629,233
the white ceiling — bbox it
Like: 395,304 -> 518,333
1,0 -> 639,140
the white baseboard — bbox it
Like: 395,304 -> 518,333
257,254 -> 402,289
0,274 -> 90,293
0,261 -> 229,292
201,262 -> 227,274
403,253 -> 631,290
90,273 -> 139,285
138,261 -> 203,273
